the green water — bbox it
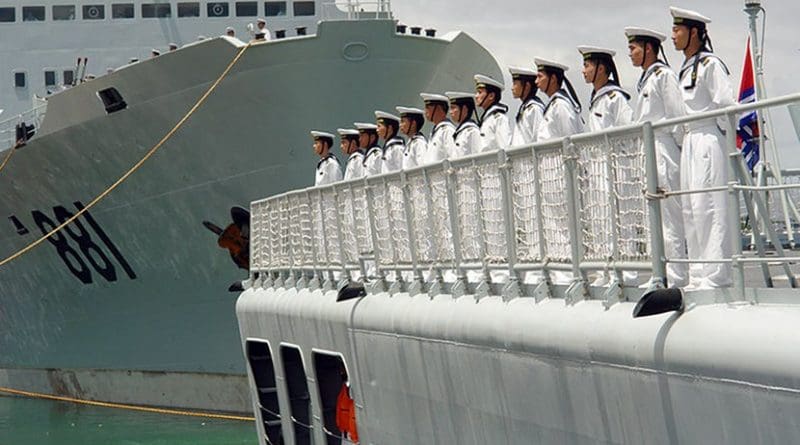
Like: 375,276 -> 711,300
0,396 -> 258,445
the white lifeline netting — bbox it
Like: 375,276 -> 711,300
537,150 -> 571,262
386,179 -> 412,265
575,139 -> 614,261
337,188 -> 359,265
510,153 -> 541,263
476,163 -> 507,263
454,165 -> 482,262
428,170 -> 455,263
407,171 -> 436,264
320,188 -> 342,267
350,183 -> 373,255
249,200 -> 267,270
370,180 -> 396,266
288,194 -> 308,268
612,136 -> 649,261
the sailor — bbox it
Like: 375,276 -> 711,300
311,131 -> 342,186
375,111 -> 405,174
508,66 -> 545,146
396,106 -> 427,169
474,74 -> 511,151
626,26 -> 689,287
254,18 -> 270,40
150,49 -> 160,58
355,122 -> 382,176
534,57 -> 584,141
671,6 -> 734,288
420,93 -> 456,163
338,128 -> 365,180
168,43 -> 178,51
225,26 -> 235,38
578,46 -> 632,131
445,91 -> 482,158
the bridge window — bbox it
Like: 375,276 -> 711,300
63,69 -> 75,86
246,340 -> 284,445
83,5 -> 105,20
264,1 -> 286,16
206,2 -> 229,17
177,2 -> 200,17
44,70 -> 57,87
52,5 -> 76,20
0,7 -> 14,22
14,72 -> 26,88
235,1 -> 257,16
142,3 -> 171,18
22,6 -> 45,21
280,345 -> 313,445
112,3 -> 134,18
293,1 -> 314,17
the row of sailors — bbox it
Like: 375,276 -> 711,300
313,7 -> 734,289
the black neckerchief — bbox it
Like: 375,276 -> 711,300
516,96 -> 545,122
679,51 -> 729,90
544,89 -> 580,115
637,60 -> 669,93
411,132 -> 427,142
590,83 -> 631,109
480,102 -> 509,125
348,149 -> 365,162
364,145 -> 382,164
383,136 -> 405,150
316,153 -> 337,169
431,119 -> 455,139
454,119 -> 479,138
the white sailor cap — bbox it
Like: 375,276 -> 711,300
151,48 -> 161,55
354,122 -> 378,132
375,110 -> 400,124
508,66 -> 537,80
420,92 -> 449,104
577,46 -> 616,61
624,27 -> 667,43
474,74 -> 504,91
396,106 -> 424,117
168,42 -> 178,49
257,17 -> 266,23
445,91 -> 475,105
310,130 -> 335,141
533,57 -> 569,73
670,6 -> 711,27
225,26 -> 235,32
337,128 -> 360,137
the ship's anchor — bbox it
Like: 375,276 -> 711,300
203,206 -> 250,292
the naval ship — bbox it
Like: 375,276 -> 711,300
0,1 -> 503,412
236,3 -> 800,445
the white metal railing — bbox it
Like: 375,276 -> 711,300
0,104 -> 47,150
321,1 -> 393,21
250,92 -> 800,299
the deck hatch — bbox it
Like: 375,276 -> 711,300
97,87 -> 127,113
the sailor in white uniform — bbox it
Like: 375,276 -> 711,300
338,128 -> 365,180
445,91 -> 482,158
534,57 -> 584,141
474,74 -> 511,152
420,93 -> 456,164
355,122 -> 382,177
396,106 -> 428,169
671,6 -> 734,288
375,111 -> 405,174
626,26 -> 689,287
311,131 -> 342,186
509,66 -> 545,146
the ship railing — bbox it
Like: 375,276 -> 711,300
250,92 -> 800,301
321,0 -> 393,21
0,103 -> 48,151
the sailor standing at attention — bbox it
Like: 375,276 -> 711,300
625,26 -> 689,287
396,106 -> 428,169
671,6 -> 734,288
338,128 -> 365,180
445,92 -> 482,158
375,111 -> 405,174
474,74 -> 511,151
509,66 -> 545,146
578,46 -> 632,131
534,57 -> 584,142
311,131 -> 342,186
355,122 -> 382,177
419,93 -> 456,164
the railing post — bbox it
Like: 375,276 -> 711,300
400,171 -> 423,295
642,122 -> 667,287
725,112 -> 746,296
497,149 -> 521,300
562,137 -> 587,303
443,159 -> 467,297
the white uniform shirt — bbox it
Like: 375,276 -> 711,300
679,52 -> 735,124
451,120 -> 481,159
403,134 -> 427,169
587,84 -> 632,132
511,97 -> 545,146
479,103 -> 511,152
633,62 -> 686,141
343,150 -> 366,180
423,120 -> 456,164
381,137 -> 405,174
315,154 -> 342,186
363,146 -> 383,177
537,90 -> 584,141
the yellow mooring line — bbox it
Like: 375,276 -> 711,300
0,41 -> 252,269
0,386 -> 255,422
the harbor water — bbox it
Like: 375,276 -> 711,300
0,396 -> 257,445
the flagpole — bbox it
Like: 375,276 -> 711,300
744,0 -> 799,247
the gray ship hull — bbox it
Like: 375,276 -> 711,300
0,19 -> 502,412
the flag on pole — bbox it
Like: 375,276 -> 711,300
736,36 -> 760,171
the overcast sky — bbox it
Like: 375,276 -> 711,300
393,0 -> 800,167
